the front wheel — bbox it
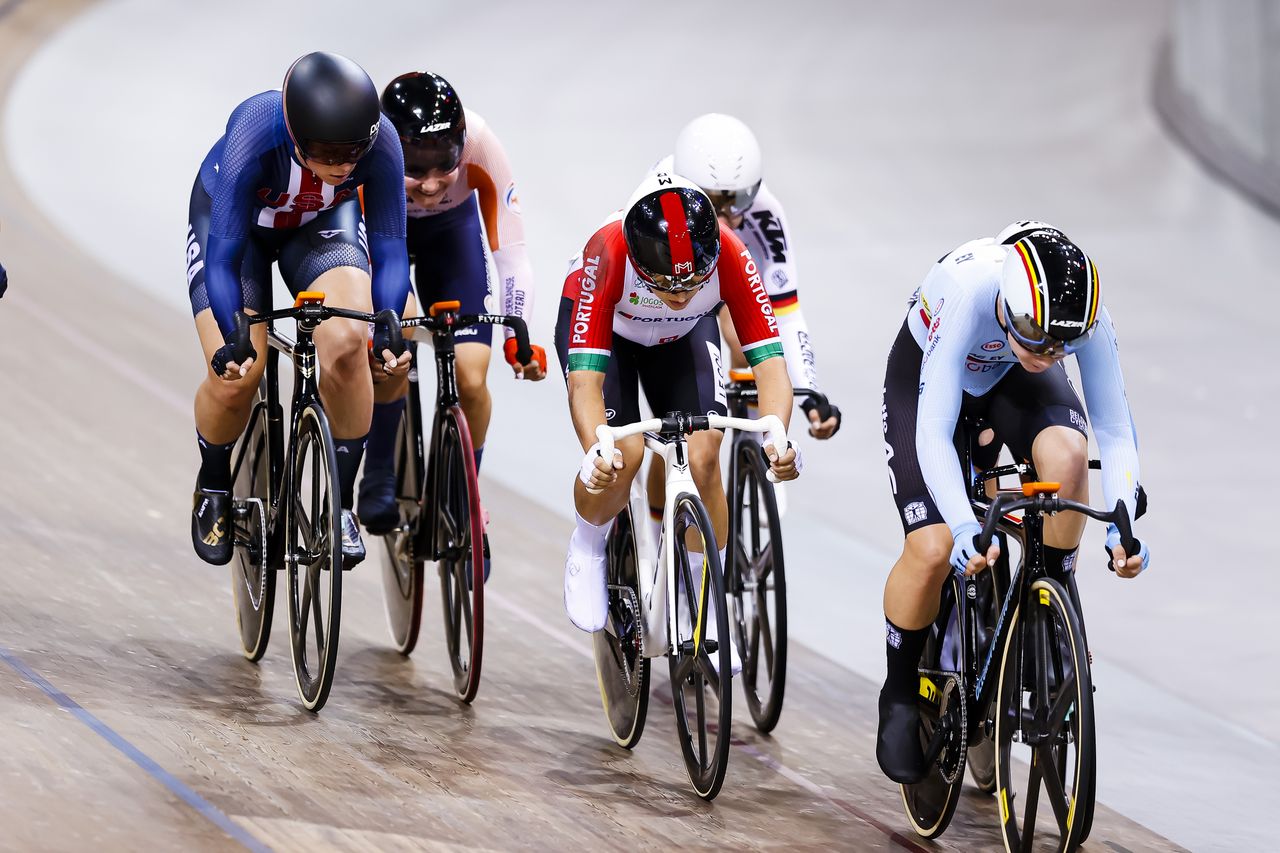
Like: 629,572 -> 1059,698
727,441 -> 787,733
668,493 -> 732,801
592,507 -> 650,749
380,376 -> 425,655
994,577 -> 1095,852
284,404 -> 343,712
432,405 -> 485,703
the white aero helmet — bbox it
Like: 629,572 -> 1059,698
673,113 -> 763,217
996,219 -> 1065,245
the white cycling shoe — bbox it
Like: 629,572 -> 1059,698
564,545 -> 608,633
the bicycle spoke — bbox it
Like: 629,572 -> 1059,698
1022,756 -> 1043,851
310,565 -> 325,652
1046,679 -> 1077,728
755,589 -> 775,673
1036,744 -> 1073,830
695,678 -> 708,767
298,566 -> 313,640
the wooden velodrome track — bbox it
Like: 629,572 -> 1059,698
0,2 -> 1184,850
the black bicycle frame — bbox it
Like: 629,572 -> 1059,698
939,417 -> 1135,745
400,310 -> 533,562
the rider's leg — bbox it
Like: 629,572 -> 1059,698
455,341 -> 493,469
646,456 -> 665,546
309,265 -> 376,512
688,429 -> 728,552
565,435 -> 644,631
360,293 -> 417,532
1030,424 -> 1089,579
190,308 -> 269,565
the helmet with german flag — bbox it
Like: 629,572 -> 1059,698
622,172 -> 720,293
999,230 -> 1100,356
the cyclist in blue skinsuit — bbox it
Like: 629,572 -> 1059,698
876,222 -> 1151,783
186,52 -> 412,569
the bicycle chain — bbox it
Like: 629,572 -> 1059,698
606,583 -> 644,696
919,667 -> 967,785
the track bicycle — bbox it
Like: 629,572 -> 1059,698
591,411 -> 791,800
227,291 -> 403,712
723,368 -> 833,733
376,300 -> 542,703
901,419 -> 1136,852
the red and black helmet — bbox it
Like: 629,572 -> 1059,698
622,173 -> 720,292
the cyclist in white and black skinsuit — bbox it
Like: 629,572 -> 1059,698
876,221 -> 1151,784
644,114 -> 841,534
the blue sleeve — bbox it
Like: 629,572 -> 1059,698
363,115 -> 411,315
1075,307 -> 1142,526
0,260 -> 7,298
205,95 -> 281,336
915,284 -> 984,539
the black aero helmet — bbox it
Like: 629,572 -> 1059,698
622,173 -> 720,292
999,230 -> 1101,356
381,71 -> 467,176
282,52 -> 381,165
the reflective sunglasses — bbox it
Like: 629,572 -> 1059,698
704,181 -> 761,218
300,137 -> 376,166
1005,310 -> 1093,357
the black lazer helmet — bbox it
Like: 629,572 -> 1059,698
381,71 -> 467,176
282,52 -> 381,165
622,173 -> 720,292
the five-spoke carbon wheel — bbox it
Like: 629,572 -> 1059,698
994,577 -> 1095,852
285,404 -> 344,712
669,493 -> 732,801
728,442 -> 787,733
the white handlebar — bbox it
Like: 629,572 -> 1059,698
584,414 -> 792,493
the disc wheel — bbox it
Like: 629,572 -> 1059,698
669,493 -> 732,801
433,405 -> 485,703
592,508 -> 650,748
285,404 -> 343,712
994,577 -> 1095,852
230,395 -> 275,661
727,442 -> 787,733
380,378 -> 425,655
901,575 -> 967,839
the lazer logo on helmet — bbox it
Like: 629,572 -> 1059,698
424,122 -> 452,133
1050,319 -> 1087,329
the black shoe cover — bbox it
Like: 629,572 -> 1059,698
192,486 -> 233,566
877,686 -> 928,784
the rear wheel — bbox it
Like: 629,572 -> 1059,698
994,577 -> 1095,852
432,405 -> 485,703
669,493 -> 732,801
380,377 -> 425,655
901,575 -> 966,839
230,394 -> 275,661
285,404 -> 343,712
727,441 -> 787,733
592,508 -> 650,748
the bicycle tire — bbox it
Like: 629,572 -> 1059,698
284,403 -> 344,712
230,394 -> 275,662
433,404 -> 485,703
592,507 -> 650,749
994,576 -> 1095,853
380,377 -> 426,655
668,492 -> 732,801
900,574 -> 966,839
727,441 -> 788,733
